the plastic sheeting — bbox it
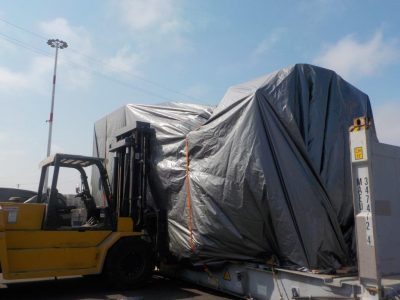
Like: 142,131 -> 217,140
92,64 -> 375,270
91,102 -> 213,209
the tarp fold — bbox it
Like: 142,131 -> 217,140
92,64 -> 375,269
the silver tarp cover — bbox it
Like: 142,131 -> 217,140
92,64 -> 375,269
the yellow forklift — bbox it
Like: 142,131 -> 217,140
0,122 -> 166,288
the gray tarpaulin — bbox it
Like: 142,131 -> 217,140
92,64 -> 375,270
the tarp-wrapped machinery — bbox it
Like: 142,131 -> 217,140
92,64 -> 375,270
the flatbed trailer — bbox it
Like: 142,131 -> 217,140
2,117 -> 399,299
162,117 -> 400,300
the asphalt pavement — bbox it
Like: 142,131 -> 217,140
0,274 -> 237,300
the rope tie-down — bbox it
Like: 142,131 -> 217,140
185,137 -> 196,253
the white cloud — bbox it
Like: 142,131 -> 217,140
0,18 -> 95,95
373,102 -> 400,146
39,18 -> 92,53
0,56 -> 52,94
0,67 -> 29,90
105,46 -> 142,75
113,0 -> 191,53
115,0 -> 182,32
313,31 -> 399,80
0,17 -> 155,97
0,140 -> 39,191
252,28 -> 286,57
39,18 -> 94,89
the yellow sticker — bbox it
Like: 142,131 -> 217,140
223,271 -> 231,281
354,147 -> 363,160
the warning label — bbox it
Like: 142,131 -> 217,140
4,207 -> 18,224
223,271 -> 231,281
354,147 -> 364,160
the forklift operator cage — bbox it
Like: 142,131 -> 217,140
92,64 -> 375,270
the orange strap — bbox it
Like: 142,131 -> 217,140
185,137 -> 196,252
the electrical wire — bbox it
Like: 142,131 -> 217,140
67,48 -> 202,102
0,31 -> 175,101
0,32 -> 52,57
0,16 -> 201,102
60,58 -> 175,101
0,16 -> 47,40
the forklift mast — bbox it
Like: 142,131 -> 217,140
109,121 -> 167,255
109,121 -> 151,227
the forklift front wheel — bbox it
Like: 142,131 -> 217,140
104,238 -> 154,289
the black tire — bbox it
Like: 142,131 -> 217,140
104,238 -> 155,289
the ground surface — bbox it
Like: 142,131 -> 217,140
0,274 -> 237,300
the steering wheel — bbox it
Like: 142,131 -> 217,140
74,190 -> 98,222
75,190 -> 90,199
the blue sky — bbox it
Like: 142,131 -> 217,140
0,0 -> 400,191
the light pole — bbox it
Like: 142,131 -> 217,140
44,39 -> 68,193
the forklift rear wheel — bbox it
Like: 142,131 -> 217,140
104,238 -> 154,289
